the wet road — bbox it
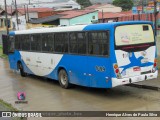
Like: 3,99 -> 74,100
0,58 -> 160,114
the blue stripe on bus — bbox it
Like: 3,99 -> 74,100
9,31 -> 15,36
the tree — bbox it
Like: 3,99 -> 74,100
113,0 -> 134,11
133,0 -> 149,6
76,0 -> 92,8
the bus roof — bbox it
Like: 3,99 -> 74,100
9,21 -> 153,36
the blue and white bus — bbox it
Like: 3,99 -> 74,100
3,21 -> 158,89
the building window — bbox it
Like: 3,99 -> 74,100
92,16 -> 95,19
5,19 -> 11,28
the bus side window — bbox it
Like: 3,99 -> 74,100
30,34 -> 42,52
69,33 -> 78,54
15,35 -> 21,50
42,33 -> 54,52
8,36 -> 15,53
55,33 -> 68,53
88,31 -> 109,56
77,32 -> 86,54
21,35 -> 30,51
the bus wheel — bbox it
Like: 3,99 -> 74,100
58,69 -> 70,89
18,63 -> 26,77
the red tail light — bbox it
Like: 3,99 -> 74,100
154,59 -> 157,67
154,63 -> 157,67
152,59 -> 157,73
115,69 -> 119,73
113,64 -> 121,79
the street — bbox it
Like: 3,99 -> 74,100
0,58 -> 160,113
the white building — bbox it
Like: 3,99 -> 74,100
12,15 -> 26,30
27,0 -> 81,10
85,4 -> 122,13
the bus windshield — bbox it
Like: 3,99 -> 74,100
115,24 -> 154,46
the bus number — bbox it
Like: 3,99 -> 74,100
95,66 -> 106,72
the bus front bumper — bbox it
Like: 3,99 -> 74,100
111,71 -> 158,87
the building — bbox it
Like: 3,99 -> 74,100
0,7 -> 13,31
58,10 -> 98,26
98,11 -> 132,23
12,15 -> 26,30
30,10 -> 98,26
26,0 -> 81,10
85,3 -> 122,13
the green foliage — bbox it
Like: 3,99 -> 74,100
132,0 -> 149,6
0,99 -> 18,111
76,0 -> 92,8
0,45 -> 7,59
113,0 -> 134,11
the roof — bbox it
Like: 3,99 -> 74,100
1,7 -> 54,15
0,9 -> 4,14
9,21 -> 153,36
30,14 -> 63,24
85,3 -> 106,10
98,11 -> 132,19
17,8 -> 54,15
58,10 -> 97,19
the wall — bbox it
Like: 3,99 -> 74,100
70,11 -> 98,25
60,11 -> 98,26
38,11 -> 59,18
60,19 -> 70,26
0,16 -> 13,31
11,15 -> 26,30
28,12 -> 38,19
96,4 -> 122,12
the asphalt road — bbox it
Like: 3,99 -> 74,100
0,58 -> 160,120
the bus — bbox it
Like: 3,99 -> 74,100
2,21 -> 158,89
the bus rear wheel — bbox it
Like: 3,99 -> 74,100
18,63 -> 26,77
58,69 -> 71,89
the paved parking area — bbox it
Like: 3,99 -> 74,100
0,58 -> 160,112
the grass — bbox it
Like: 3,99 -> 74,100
0,99 -> 18,111
0,45 -> 8,59
0,99 -> 27,120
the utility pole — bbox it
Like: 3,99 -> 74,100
27,5 -> 29,23
154,0 -> 158,36
24,5 -> 26,20
4,0 -> 9,35
15,0 -> 19,30
102,10 -> 104,23
142,0 -> 144,13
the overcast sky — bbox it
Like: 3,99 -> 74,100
0,0 -> 61,6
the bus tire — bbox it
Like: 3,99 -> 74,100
18,63 -> 26,77
58,69 -> 71,89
